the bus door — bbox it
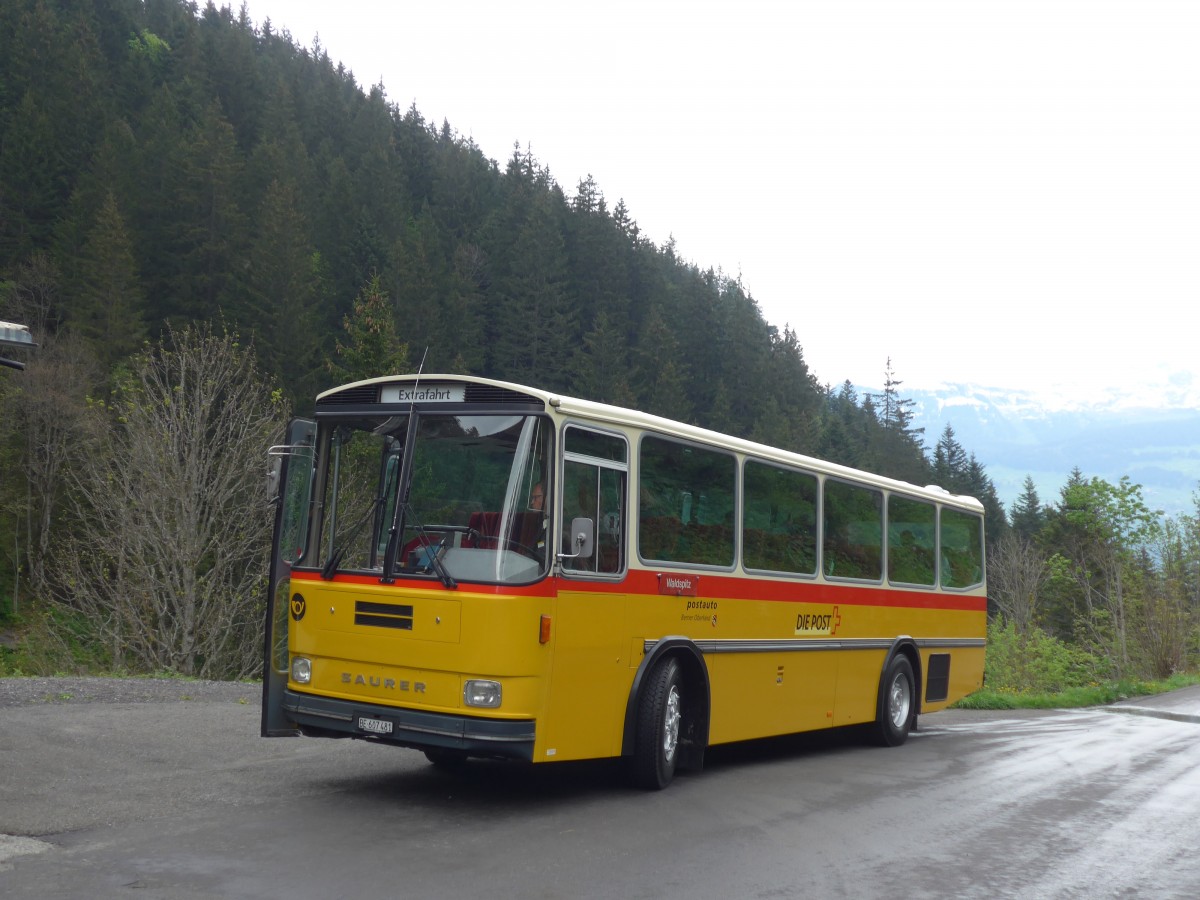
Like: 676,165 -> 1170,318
261,418 -> 316,737
543,427 -> 630,759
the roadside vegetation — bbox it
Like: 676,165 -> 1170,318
956,618 -> 1200,710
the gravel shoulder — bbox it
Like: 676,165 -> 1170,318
0,676 -> 276,839
0,675 -> 259,708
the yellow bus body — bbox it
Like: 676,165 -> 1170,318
285,570 -> 985,763
265,374 -> 987,787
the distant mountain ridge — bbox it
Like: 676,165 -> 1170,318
892,383 -> 1200,518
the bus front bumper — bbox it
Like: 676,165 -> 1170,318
282,689 -> 536,762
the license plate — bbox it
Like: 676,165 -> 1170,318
357,716 -> 393,735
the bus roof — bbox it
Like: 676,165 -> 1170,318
0,321 -> 36,349
317,373 -> 985,513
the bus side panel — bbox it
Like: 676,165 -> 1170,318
705,651 -> 839,745
920,645 -> 986,713
833,649 -> 889,726
538,588 -> 631,762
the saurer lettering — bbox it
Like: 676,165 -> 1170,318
342,672 -> 426,693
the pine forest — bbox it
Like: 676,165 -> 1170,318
1,0 -> 1197,690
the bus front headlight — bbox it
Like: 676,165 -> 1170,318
291,657 -> 312,684
464,680 -> 501,708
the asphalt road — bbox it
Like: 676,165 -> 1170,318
2,680 -> 1199,899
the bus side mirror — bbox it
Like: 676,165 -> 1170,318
559,517 -> 595,561
267,456 -> 282,500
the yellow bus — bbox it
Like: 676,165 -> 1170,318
263,374 -> 985,789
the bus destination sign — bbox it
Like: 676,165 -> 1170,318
381,384 -> 466,404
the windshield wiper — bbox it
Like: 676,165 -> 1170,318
321,494 -> 384,580
399,505 -> 457,590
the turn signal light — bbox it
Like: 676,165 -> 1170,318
539,615 -> 552,644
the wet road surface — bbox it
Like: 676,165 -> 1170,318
2,683 -> 1198,898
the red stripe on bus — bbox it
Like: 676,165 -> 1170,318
290,567 -> 985,611
618,569 -> 985,611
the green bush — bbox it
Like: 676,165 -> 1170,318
984,617 -> 1109,694
0,605 -> 111,676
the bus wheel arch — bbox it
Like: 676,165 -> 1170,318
623,639 -> 710,789
871,640 -> 921,747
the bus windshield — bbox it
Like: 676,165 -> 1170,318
314,412 -> 552,585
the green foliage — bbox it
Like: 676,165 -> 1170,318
956,673 -> 1200,710
0,605 -> 112,676
328,273 -> 410,382
127,29 -> 170,66
983,617 -> 1109,694
1010,475 -> 1046,540
70,191 -> 146,367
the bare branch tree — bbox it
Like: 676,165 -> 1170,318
1133,521 -> 1200,678
55,324 -> 285,678
2,331 -> 103,601
988,532 -> 1049,635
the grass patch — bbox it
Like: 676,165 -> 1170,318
0,604 -> 112,676
955,673 -> 1200,710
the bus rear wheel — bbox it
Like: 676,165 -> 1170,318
871,655 -> 916,747
631,657 -> 683,790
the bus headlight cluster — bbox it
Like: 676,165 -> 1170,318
464,679 -> 501,708
291,657 -> 312,684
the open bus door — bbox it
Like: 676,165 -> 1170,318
261,418 -> 316,737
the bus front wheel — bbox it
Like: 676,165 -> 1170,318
871,655 -> 916,747
631,657 -> 683,790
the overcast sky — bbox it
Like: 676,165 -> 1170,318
245,0 -> 1198,409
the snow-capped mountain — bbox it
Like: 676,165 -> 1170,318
900,383 -> 1200,518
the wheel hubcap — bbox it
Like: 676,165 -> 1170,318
888,673 -> 911,729
663,685 -> 681,762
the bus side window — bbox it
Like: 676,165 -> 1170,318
823,479 -> 883,581
743,460 -> 817,575
887,495 -> 936,586
562,427 -> 628,576
638,436 -> 735,567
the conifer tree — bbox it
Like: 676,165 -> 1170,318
612,198 -> 640,244
247,178 -> 328,401
434,242 -> 487,375
487,189 -> 574,387
72,191 -> 146,370
170,100 -> 248,323
870,357 -> 925,482
328,273 -> 410,383
632,308 -> 691,422
570,309 -> 633,405
933,424 -> 969,490
818,381 -> 869,468
965,453 -> 1008,539
388,205 -> 443,363
1010,475 -> 1047,541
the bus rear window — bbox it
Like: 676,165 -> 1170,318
940,508 -> 984,589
